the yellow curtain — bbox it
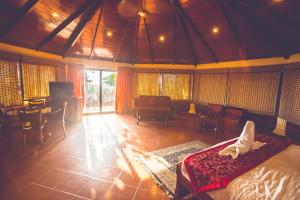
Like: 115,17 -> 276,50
162,74 -> 191,100
135,73 -> 160,96
22,63 -> 57,99
0,59 -> 22,106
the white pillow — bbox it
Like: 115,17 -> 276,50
273,117 -> 287,136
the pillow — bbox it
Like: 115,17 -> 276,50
273,117 -> 287,136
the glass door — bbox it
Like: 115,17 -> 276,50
83,69 -> 117,113
102,71 -> 117,112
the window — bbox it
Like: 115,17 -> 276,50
162,74 -> 191,100
195,73 -> 227,105
227,72 -> 279,115
135,73 -> 160,96
0,59 -> 22,106
279,67 -> 300,124
22,63 -> 58,99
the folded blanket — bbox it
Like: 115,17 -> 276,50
219,121 -> 265,159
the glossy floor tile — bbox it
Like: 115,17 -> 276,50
0,114 -> 240,200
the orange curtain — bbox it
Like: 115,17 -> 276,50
66,64 -> 85,105
115,67 -> 133,114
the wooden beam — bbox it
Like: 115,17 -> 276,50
173,13 -> 177,64
36,0 -> 96,50
228,0 -> 288,57
170,0 -> 198,65
62,2 -> 100,57
172,0 -> 218,62
143,18 -> 154,63
90,0 -> 104,59
131,16 -> 141,64
216,0 -> 247,59
0,0 -> 39,38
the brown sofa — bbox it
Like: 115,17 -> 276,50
135,95 -> 172,127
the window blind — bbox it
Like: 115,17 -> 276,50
279,68 -> 300,124
0,59 -> 22,106
22,63 -> 57,99
135,73 -> 160,96
162,74 -> 191,100
195,73 -> 227,105
227,72 -> 279,115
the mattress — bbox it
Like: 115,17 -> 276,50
181,141 -> 300,200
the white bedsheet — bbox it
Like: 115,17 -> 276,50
181,142 -> 300,200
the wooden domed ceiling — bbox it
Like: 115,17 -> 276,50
0,0 -> 300,64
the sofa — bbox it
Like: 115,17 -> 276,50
135,95 -> 172,127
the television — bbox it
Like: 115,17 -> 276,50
49,82 -> 74,100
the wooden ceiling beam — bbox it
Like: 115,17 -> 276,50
62,1 -> 100,57
173,13 -> 177,64
173,0 -> 218,63
90,0 -> 104,59
170,0 -> 198,65
216,0 -> 247,59
131,16 -> 141,64
36,0 -> 96,50
143,18 -> 154,63
228,0 -> 288,57
0,0 -> 39,38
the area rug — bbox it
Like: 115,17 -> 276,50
137,140 -> 210,197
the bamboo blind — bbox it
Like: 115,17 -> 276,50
135,73 -> 160,96
227,72 -> 279,115
279,69 -> 300,125
195,73 -> 227,105
0,59 -> 22,106
22,63 -> 58,99
162,74 -> 191,100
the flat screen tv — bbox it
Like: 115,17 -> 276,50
49,82 -> 74,100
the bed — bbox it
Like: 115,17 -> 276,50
175,132 -> 300,200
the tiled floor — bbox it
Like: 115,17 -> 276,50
0,114 -> 239,200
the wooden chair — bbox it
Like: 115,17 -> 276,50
198,104 -> 224,138
46,101 -> 68,138
28,99 -> 45,109
0,104 -> 21,144
18,108 -> 47,148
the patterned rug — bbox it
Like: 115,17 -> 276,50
137,140 -> 210,197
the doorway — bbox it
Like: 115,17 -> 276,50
83,69 -> 117,113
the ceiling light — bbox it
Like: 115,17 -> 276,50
159,35 -> 166,42
138,10 -> 147,18
273,0 -> 284,2
52,12 -> 58,18
106,31 -> 112,37
212,26 -> 220,34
